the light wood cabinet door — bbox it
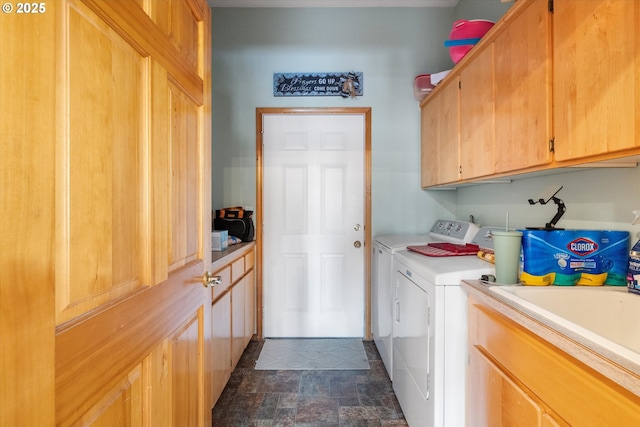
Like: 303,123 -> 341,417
494,0 -> 552,172
468,297 -> 640,427
460,45 -> 496,180
212,291 -> 232,406
231,277 -> 247,369
1,0 -> 212,425
468,346 -> 544,427
553,0 -> 640,161
245,268 -> 256,343
421,76 -> 461,187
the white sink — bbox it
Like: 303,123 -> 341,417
489,285 -> 640,364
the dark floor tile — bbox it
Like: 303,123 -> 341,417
295,397 -> 338,423
212,340 -> 406,426
329,376 -> 358,398
299,373 -> 331,397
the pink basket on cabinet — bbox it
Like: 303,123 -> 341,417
446,19 -> 495,64
413,74 -> 435,101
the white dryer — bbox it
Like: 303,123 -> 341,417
392,227 -> 498,427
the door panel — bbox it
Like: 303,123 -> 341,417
73,365 -> 144,427
56,0 -> 147,325
171,311 -> 204,427
169,80 -> 200,270
262,114 -> 365,337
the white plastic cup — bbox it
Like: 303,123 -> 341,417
492,230 -> 523,285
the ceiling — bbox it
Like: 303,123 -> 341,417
207,0 -> 459,7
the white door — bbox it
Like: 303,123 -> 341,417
263,114 -> 365,337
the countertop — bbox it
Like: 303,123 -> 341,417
210,241 -> 255,271
462,280 -> 640,398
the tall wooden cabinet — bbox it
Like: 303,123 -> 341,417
1,0 -> 213,425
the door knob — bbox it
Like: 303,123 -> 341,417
354,240 -> 362,248
202,272 -> 221,288
354,224 -> 361,231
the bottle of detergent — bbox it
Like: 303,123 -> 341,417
628,210 -> 640,295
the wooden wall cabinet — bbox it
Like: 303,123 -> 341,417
494,0 -> 552,173
422,0 -> 552,187
421,76 -> 461,187
459,44 -> 496,180
420,0 -> 640,188
467,295 -> 640,427
553,0 -> 640,162
211,244 -> 256,406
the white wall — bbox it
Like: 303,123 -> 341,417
457,166 -> 640,237
211,7 -> 459,236
211,3 -> 640,240
454,0 -> 511,21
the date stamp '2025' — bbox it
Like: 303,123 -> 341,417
2,2 -> 47,14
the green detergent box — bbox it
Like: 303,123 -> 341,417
520,229 -> 629,286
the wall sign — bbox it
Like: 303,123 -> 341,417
273,72 -> 363,98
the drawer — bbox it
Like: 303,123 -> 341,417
231,257 -> 245,282
245,249 -> 255,271
211,265 -> 231,301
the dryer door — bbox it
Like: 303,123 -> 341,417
393,267 -> 435,427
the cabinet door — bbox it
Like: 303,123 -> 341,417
212,291 -> 232,406
421,76 -> 460,187
468,346 -> 544,427
460,45 -> 496,180
553,0 -> 640,161
468,297 -> 640,426
231,278 -> 246,368
494,0 -> 552,172
245,268 -> 256,344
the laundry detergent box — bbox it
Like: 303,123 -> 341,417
520,229 -> 629,286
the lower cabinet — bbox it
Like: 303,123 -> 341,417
210,244 -> 256,406
468,345 -> 565,427
467,296 -> 640,427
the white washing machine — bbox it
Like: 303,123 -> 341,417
392,227 -> 498,427
373,234 -> 430,380
372,220 -> 480,380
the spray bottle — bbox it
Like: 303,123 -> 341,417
627,210 -> 640,295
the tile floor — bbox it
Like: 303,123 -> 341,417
212,340 -> 408,426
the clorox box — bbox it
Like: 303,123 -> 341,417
520,229 -> 629,286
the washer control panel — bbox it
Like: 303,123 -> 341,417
428,220 -> 480,244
